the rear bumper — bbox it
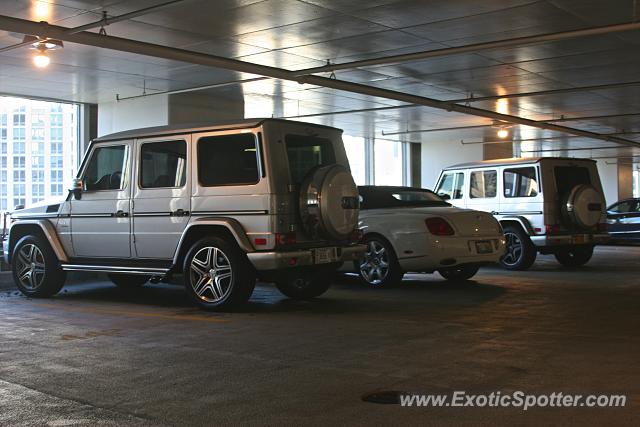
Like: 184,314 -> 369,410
247,244 -> 366,271
530,233 -> 610,247
398,236 -> 505,272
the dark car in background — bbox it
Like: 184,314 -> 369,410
607,198 -> 640,243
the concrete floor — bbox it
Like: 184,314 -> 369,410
0,246 -> 639,426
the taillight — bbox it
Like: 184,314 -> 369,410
275,232 -> 297,246
350,228 -> 364,243
425,217 -> 455,236
545,224 -> 562,234
597,223 -> 608,232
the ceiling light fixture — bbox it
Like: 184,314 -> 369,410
33,46 -> 50,68
23,35 -> 63,68
492,120 -> 512,140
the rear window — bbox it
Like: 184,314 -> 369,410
285,135 -> 336,184
470,170 -> 497,198
555,166 -> 591,194
359,187 -> 448,210
197,134 -> 259,186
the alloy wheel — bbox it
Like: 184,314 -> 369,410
15,244 -> 46,290
189,246 -> 233,303
359,240 -> 390,285
501,231 -> 523,267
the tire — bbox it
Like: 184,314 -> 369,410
500,225 -> 537,271
438,264 -> 480,282
108,273 -> 150,289
11,235 -> 66,298
554,245 -> 594,267
183,237 -> 255,310
356,235 -> 403,288
275,271 -> 332,300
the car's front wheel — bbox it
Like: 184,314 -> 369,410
275,271 -> 332,300
554,245 -> 594,267
183,237 -> 255,310
356,235 -> 403,288
12,235 -> 66,298
438,264 -> 480,281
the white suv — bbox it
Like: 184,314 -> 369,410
435,157 -> 609,270
2,119 -> 365,309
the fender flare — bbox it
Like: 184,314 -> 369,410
172,217 -> 254,265
8,219 -> 69,263
498,216 -> 535,235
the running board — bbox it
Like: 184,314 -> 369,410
60,264 -> 170,276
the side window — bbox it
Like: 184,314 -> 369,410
609,201 -> 631,213
504,167 -> 538,198
436,173 -> 454,200
84,145 -> 127,191
470,170 -> 497,198
197,134 -> 259,186
140,140 -> 186,189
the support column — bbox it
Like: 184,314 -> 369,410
618,162 -> 633,200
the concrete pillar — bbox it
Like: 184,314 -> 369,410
617,162 -> 633,200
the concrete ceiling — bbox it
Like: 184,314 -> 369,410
2,0 -> 640,160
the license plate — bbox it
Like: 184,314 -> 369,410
572,235 -> 588,244
313,247 -> 338,264
475,240 -> 493,254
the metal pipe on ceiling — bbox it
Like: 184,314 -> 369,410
293,21 -> 640,75
287,94 -> 640,122
114,76 -> 640,109
0,0 -> 187,53
521,145 -> 628,153
445,80 -> 640,104
382,113 -> 640,136
461,131 -> 640,145
1,16 -> 639,148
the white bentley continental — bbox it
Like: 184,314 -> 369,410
353,186 -> 506,287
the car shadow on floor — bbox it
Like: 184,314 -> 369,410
10,272 -> 508,316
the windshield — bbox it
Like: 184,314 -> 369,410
359,187 -> 449,210
285,135 -> 336,185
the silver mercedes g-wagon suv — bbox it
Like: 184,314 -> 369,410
435,157 -> 609,270
2,119 -> 365,310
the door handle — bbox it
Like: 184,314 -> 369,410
490,211 -> 499,215
171,209 -> 189,217
114,210 -> 129,217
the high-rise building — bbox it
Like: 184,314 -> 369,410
0,97 -> 78,214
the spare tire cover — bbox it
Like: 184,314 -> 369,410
562,184 -> 604,229
299,165 -> 359,240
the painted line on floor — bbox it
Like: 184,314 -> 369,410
5,300 -> 228,323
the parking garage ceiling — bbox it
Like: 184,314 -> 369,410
2,0 -> 640,161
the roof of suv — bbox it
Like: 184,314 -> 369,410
443,156 -> 596,170
94,118 -> 341,142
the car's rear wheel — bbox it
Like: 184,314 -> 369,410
108,273 -> 150,289
357,235 -> 403,288
12,235 -> 66,298
183,237 -> 255,310
275,271 -> 332,300
554,245 -> 594,267
438,264 -> 480,281
500,225 -> 537,270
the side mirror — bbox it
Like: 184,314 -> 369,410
69,178 -> 83,200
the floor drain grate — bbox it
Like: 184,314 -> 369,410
361,390 -> 406,404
